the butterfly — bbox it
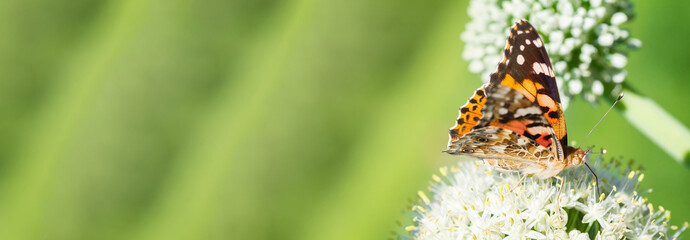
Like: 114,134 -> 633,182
444,20 -> 590,189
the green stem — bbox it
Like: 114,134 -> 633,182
567,208 -> 581,231
584,221 -> 594,233
619,91 -> 690,167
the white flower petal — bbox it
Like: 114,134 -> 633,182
592,80 -> 604,95
407,160 -> 685,239
597,33 -> 614,46
611,12 -> 628,25
569,79 -> 583,94
610,53 -> 627,68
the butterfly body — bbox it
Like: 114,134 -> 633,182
445,20 -> 589,179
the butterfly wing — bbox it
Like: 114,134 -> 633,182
448,126 -> 551,175
445,84 -> 561,177
445,20 -> 584,177
489,20 -> 568,152
448,83 -> 488,144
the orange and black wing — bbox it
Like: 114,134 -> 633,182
448,83 -> 488,144
488,20 -> 568,150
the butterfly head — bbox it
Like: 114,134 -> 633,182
566,148 -> 590,168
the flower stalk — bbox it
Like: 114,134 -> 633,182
618,91 -> 690,166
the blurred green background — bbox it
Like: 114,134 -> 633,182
0,0 -> 688,239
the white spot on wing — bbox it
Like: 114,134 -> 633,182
517,30 -> 524,35
490,146 -> 507,155
534,38 -> 543,48
517,138 -> 527,145
498,108 -> 508,115
517,55 -> 525,65
532,62 -> 549,75
520,45 -> 525,51
525,39 -> 531,45
514,107 -> 541,118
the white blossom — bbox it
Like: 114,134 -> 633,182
401,156 -> 687,239
460,0 -> 639,107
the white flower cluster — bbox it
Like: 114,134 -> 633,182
403,158 -> 687,239
461,0 -> 640,107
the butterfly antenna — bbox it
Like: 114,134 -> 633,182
578,94 -> 622,199
577,94 -> 624,149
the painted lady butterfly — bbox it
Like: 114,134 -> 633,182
444,20 -> 590,183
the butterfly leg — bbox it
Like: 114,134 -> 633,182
510,174 -> 528,192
